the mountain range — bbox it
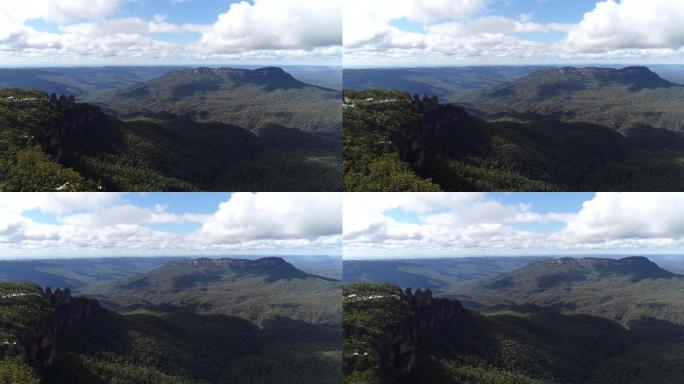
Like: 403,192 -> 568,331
454,256 -> 684,326
458,66 -> 684,132
0,257 -> 342,383
344,88 -> 684,191
85,257 -> 341,325
343,257 -> 542,294
343,282 -> 684,384
1,67 -> 342,191
92,67 -> 341,133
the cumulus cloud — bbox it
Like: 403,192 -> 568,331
199,0 -> 341,52
564,0 -> 684,53
0,0 -> 341,64
195,192 -> 342,245
344,193 -> 684,258
0,193 -> 342,258
344,0 -> 684,65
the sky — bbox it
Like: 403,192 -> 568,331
0,0 -> 342,66
343,192 -> 684,259
0,192 -> 342,258
344,0 -> 684,66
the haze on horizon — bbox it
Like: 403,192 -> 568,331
344,0 -> 684,67
343,192 -> 684,259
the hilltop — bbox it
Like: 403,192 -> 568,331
458,66 -> 684,132
456,256 -> 684,326
85,257 -> 342,325
92,66 -> 342,133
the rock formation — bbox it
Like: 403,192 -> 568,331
19,287 -> 101,367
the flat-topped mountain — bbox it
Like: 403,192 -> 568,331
166,66 -> 307,90
93,66 -> 341,133
456,256 -> 684,325
85,257 -> 341,325
458,66 -> 684,132
536,256 -> 679,281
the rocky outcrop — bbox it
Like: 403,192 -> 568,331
375,288 -> 466,378
392,94 -> 476,170
31,94 -> 107,162
20,287 -> 101,367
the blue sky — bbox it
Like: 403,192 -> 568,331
344,0 -> 684,66
344,192 -> 684,259
0,0 -> 342,66
0,192 -> 341,258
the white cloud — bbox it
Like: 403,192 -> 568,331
196,192 -> 342,244
344,193 -> 684,258
0,192 -> 342,258
344,0 -> 684,65
198,0 -> 341,53
0,0 -> 341,65
564,0 -> 684,53
557,193 -> 684,243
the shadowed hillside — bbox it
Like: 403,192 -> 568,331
343,283 -> 684,384
93,67 -> 342,133
0,89 -> 341,191
85,257 -> 342,326
344,89 -> 684,191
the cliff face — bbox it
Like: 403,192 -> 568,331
32,94 -> 108,162
20,287 -> 101,367
392,94 -> 481,170
375,288 -> 466,377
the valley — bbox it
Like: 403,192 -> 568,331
0,257 -> 342,384
343,65 -> 684,191
343,256 -> 684,383
0,66 -> 342,192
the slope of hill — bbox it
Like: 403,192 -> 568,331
0,257 -> 184,291
343,66 -> 538,99
0,282 -> 341,384
93,67 -> 342,133
343,89 -> 684,191
0,89 -> 341,191
456,257 -> 684,326
343,283 -> 684,384
458,66 -> 684,132
342,257 -> 543,294
0,67 -> 170,99
86,257 -> 342,326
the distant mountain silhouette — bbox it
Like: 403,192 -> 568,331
457,256 -> 684,325
93,66 -> 341,133
85,257 -> 341,325
458,66 -> 684,132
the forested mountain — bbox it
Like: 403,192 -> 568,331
85,257 -> 342,326
344,89 -> 684,191
0,89 -> 341,191
0,257 -> 183,290
93,67 -> 341,133
455,256 -> 684,326
0,67 -> 170,99
343,283 -> 684,384
343,67 -> 538,99
458,66 -> 684,132
0,282 -> 341,384
343,257 -> 543,294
